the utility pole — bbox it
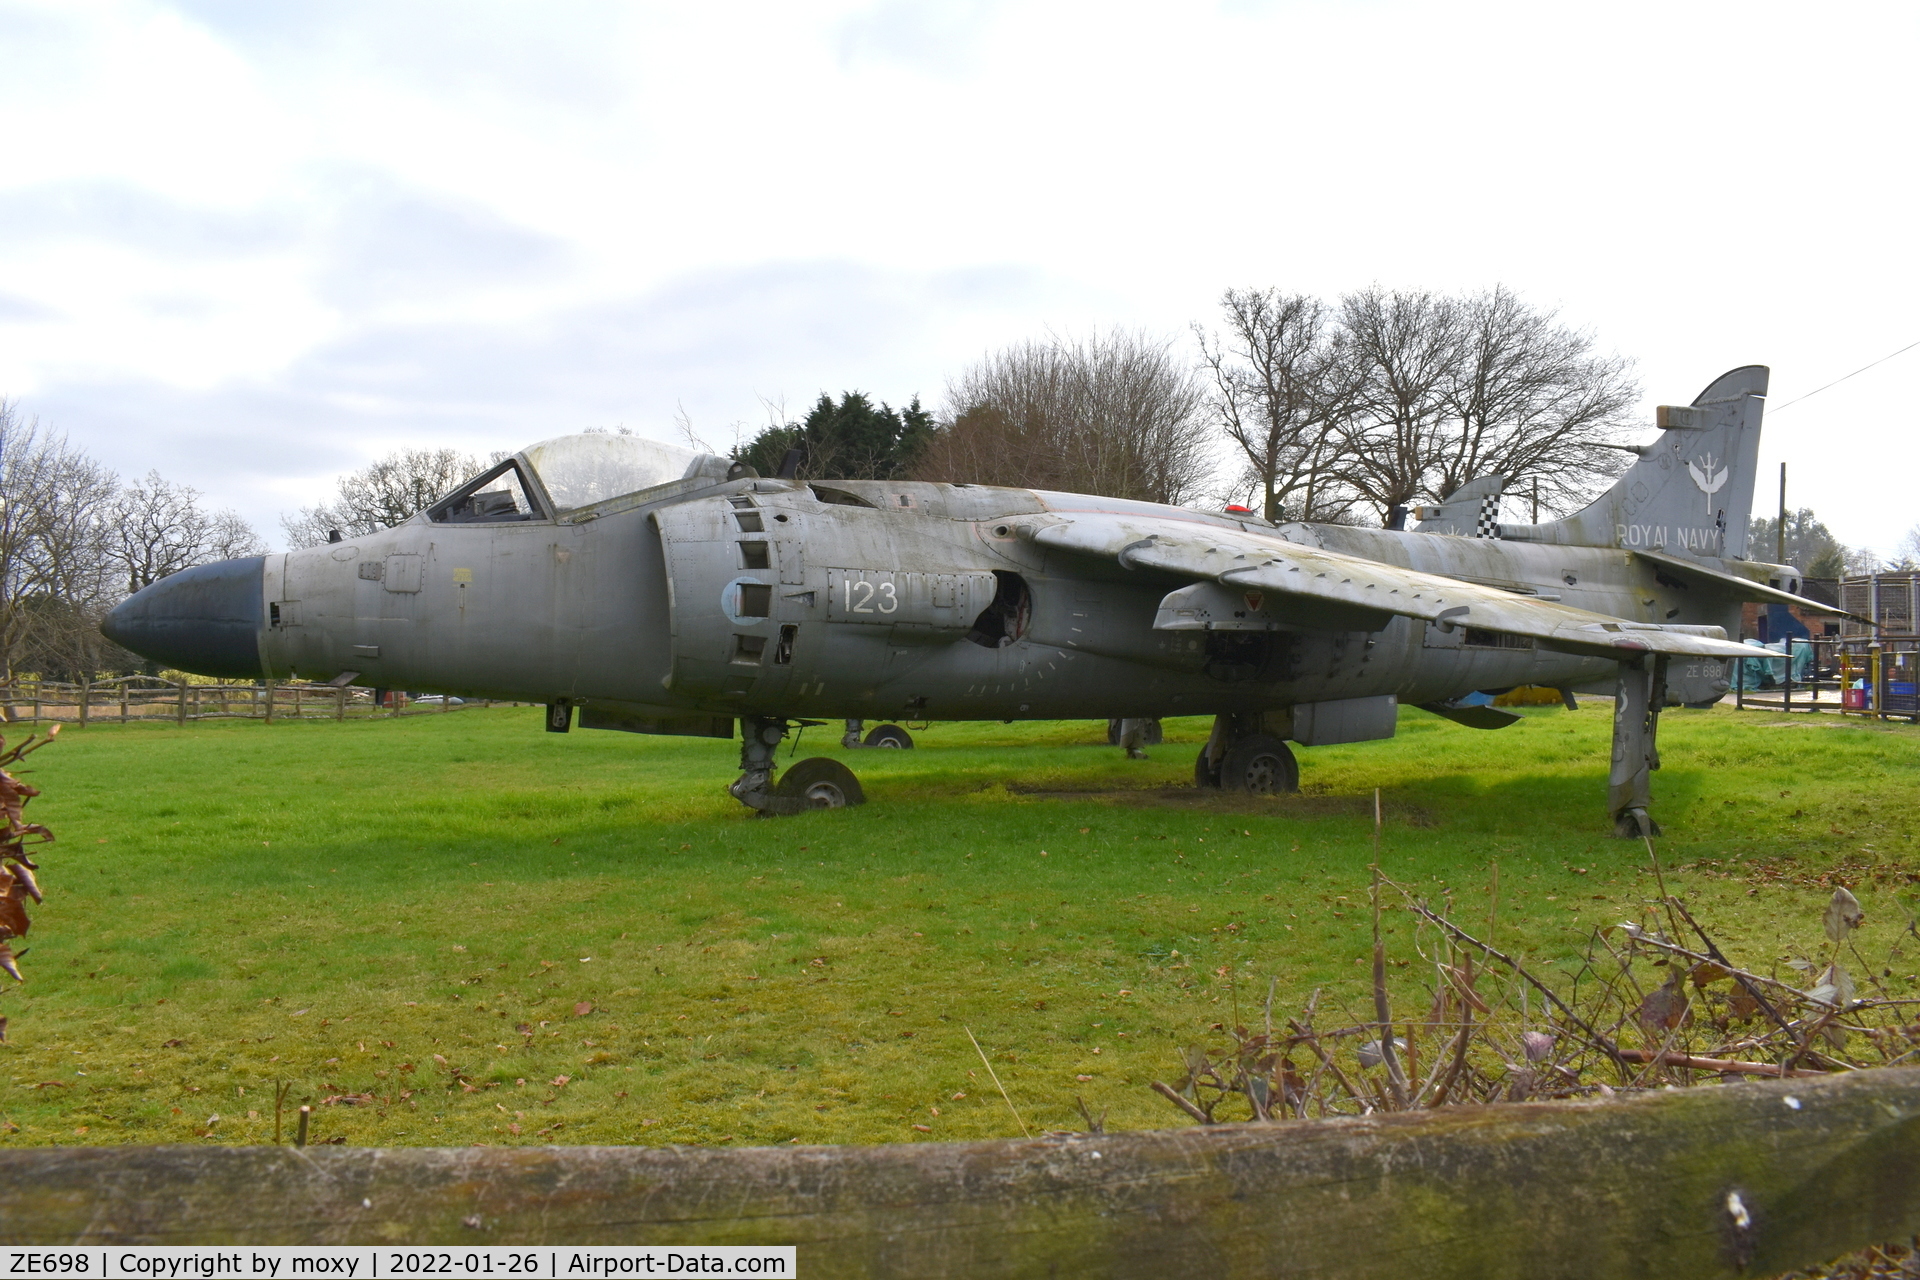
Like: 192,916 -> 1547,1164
1777,462 -> 1788,563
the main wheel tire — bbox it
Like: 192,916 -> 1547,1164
773,757 -> 867,808
1219,734 -> 1299,794
1194,746 -> 1223,790
864,724 -> 914,749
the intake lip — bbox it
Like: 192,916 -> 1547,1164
100,556 -> 267,678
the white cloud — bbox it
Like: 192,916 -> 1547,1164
1,0 -> 1916,551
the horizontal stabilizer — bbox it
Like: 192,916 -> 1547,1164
1632,549 -> 1874,625
1411,474 -> 1505,537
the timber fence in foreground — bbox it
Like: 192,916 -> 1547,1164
1,677 -> 523,726
1,1068 -> 1916,1278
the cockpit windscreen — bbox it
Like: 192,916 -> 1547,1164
434,463 -> 537,524
520,434 -> 708,514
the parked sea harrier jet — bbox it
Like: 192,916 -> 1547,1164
105,366 -> 1849,834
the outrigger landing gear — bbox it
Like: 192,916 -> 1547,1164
731,716 -> 866,815
1608,656 -> 1667,838
1195,712 -> 1300,794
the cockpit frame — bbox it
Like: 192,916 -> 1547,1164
425,457 -> 555,525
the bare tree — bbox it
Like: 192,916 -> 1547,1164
917,331 -> 1214,505
1196,289 -> 1353,522
1328,288 -> 1462,527
1892,524 -> 1920,572
0,402 -> 120,684
1429,286 -> 1637,511
282,447 -> 483,548
1307,286 -> 1639,526
109,471 -> 267,594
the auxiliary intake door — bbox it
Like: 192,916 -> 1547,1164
653,497 -> 796,700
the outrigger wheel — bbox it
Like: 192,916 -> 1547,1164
863,724 -> 914,749
1197,733 -> 1299,794
774,757 -> 867,809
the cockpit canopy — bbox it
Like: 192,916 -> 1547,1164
427,433 -> 729,525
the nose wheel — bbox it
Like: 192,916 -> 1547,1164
842,719 -> 914,749
731,716 -> 867,815
774,757 -> 867,808
1195,715 -> 1300,795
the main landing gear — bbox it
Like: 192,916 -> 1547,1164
731,716 -> 867,816
1608,656 -> 1666,838
1194,712 -> 1300,795
840,719 -> 915,749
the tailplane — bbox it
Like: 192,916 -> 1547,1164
1498,365 -> 1768,559
1411,473 -> 1506,537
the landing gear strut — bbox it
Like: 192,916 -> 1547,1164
841,718 -> 914,749
1195,712 -> 1300,794
1608,657 -> 1666,838
731,716 -> 866,815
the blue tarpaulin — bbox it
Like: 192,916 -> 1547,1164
1738,638 -> 1813,689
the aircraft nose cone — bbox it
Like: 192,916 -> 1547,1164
101,556 -> 267,678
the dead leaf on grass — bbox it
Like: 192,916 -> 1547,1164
1824,888 -> 1865,943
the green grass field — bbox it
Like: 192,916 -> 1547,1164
0,700 -> 1914,1148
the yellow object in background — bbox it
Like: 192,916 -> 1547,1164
1494,686 -> 1565,707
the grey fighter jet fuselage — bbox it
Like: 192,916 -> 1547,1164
104,365 -> 1847,833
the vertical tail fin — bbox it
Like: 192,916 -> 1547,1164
1499,365 -> 1768,558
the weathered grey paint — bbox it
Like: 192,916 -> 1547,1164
109,367 -> 1836,818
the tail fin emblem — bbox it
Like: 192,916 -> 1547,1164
1688,453 -> 1729,514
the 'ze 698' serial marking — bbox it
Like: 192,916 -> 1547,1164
9,1256 -> 90,1274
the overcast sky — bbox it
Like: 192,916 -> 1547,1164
3,0 -> 1916,555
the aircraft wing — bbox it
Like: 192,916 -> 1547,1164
1022,514 -> 1760,662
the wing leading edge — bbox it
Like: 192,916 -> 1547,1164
1021,514 -> 1760,662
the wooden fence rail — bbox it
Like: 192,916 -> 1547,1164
1,1068 -> 1916,1278
0,678 -> 521,726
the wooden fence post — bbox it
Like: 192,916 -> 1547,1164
264,680 -> 276,725
77,677 -> 89,728
120,680 -> 129,724
175,679 -> 186,726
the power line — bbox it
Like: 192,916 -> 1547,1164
1769,339 -> 1920,413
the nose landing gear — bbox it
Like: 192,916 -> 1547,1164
840,719 -> 915,748
775,757 -> 867,808
1194,713 -> 1300,794
731,716 -> 868,815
